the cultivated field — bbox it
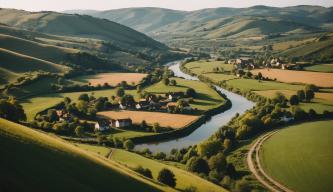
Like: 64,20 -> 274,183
145,77 -> 225,112
98,110 -> 199,129
73,73 -> 147,86
110,149 -> 227,192
0,118 -> 170,192
260,120 -> 333,192
252,69 -> 333,87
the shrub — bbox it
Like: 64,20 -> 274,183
133,166 -> 153,179
208,152 -> 227,172
186,157 -> 210,175
124,140 -> 135,151
157,168 -> 176,188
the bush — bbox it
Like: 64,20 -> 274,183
133,166 -> 153,179
186,88 -> 197,98
157,168 -> 176,188
124,140 -> 135,150
208,152 -> 227,172
197,140 -> 223,158
186,157 -> 210,175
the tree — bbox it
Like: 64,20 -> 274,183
289,95 -> 299,106
258,72 -> 263,80
305,89 -> 315,102
157,168 -> 176,187
186,156 -> 210,174
297,90 -> 305,101
134,166 -> 152,179
163,78 -> 170,85
124,140 -> 135,151
116,87 -> 125,97
170,79 -> 177,86
47,109 -> 58,122
78,93 -> 89,102
186,88 -> 197,98
235,179 -> 251,192
208,153 -> 227,172
0,99 -> 26,122
197,140 -> 223,158
75,126 -> 84,137
153,122 -> 161,132
77,100 -> 88,113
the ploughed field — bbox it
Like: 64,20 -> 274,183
259,120 -> 333,192
98,110 -> 199,129
73,73 -> 147,86
252,69 -> 333,87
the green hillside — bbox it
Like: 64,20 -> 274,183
0,118 -> 172,192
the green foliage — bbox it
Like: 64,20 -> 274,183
0,98 -> 26,122
124,140 -> 135,151
289,95 -> 299,106
197,140 -> 223,158
116,87 -> 125,97
186,157 -> 210,175
133,166 -> 153,179
208,153 -> 227,172
157,168 -> 176,188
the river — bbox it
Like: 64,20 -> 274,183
135,61 -> 255,153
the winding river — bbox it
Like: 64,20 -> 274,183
135,61 -> 255,153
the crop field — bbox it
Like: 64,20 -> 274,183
260,120 -> 333,192
111,149 -> 227,192
0,118 -> 169,192
252,69 -> 333,87
21,89 -> 138,121
185,61 -> 234,74
98,110 -> 199,129
304,64 -> 333,73
145,77 -> 224,112
73,73 -> 147,86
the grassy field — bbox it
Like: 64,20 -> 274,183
185,61 -> 234,74
73,73 -> 147,86
145,77 -> 224,113
252,69 -> 333,87
304,64 -> 333,73
73,143 -> 111,157
0,118 -> 172,192
111,149 -> 228,192
21,89 -> 138,121
260,120 -> 333,192
98,110 -> 199,129
226,78 -> 304,91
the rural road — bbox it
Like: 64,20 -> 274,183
247,130 -> 294,192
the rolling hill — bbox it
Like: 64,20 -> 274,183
0,118 -> 173,192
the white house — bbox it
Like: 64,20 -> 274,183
110,118 -> 132,128
95,120 -> 110,131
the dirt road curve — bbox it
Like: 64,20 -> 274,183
247,130 -> 294,192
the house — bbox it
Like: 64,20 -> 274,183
56,109 -> 71,122
110,118 -> 132,128
95,120 -> 110,131
167,92 -> 184,102
136,99 -> 149,110
280,116 -> 294,123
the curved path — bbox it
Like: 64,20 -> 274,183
247,130 -> 294,192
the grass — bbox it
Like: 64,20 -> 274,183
111,149 -> 228,192
0,118 -> 172,192
226,78 -> 304,91
72,72 -> 147,86
106,127 -> 157,140
98,110 -> 199,129
304,64 -> 333,73
185,61 -> 234,74
73,143 -> 111,157
21,88 -> 138,121
260,120 -> 333,192
145,77 -> 224,113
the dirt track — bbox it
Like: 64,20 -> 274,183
247,130 -> 294,192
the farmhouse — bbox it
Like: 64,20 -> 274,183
56,110 -> 71,121
136,99 -> 149,110
167,92 -> 184,101
110,118 -> 132,128
95,120 -> 110,131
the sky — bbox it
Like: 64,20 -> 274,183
0,0 -> 332,12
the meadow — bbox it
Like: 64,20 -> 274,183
260,120 -> 333,192
110,149 -> 228,192
252,69 -> 333,87
98,110 -> 199,129
72,73 -> 147,86
304,64 -> 333,73
145,77 -> 224,112
0,118 -> 171,192
185,60 -> 234,74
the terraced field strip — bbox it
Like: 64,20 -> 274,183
247,130 -> 294,192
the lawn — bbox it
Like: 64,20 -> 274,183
252,69 -> 333,87
0,118 -> 170,192
226,78 -> 304,91
111,149 -> 228,192
98,110 -> 199,129
106,127 -> 157,140
304,64 -> 333,73
72,72 -> 147,86
73,143 -> 111,157
260,120 -> 333,192
185,60 -> 234,74
21,89 -> 138,121
201,73 -> 237,83
145,77 -> 225,112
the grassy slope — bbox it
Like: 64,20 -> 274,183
0,118 -> 173,192
111,149 -> 228,192
0,47 -> 69,74
304,64 -> 333,73
260,120 -> 333,192
145,77 -> 224,113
